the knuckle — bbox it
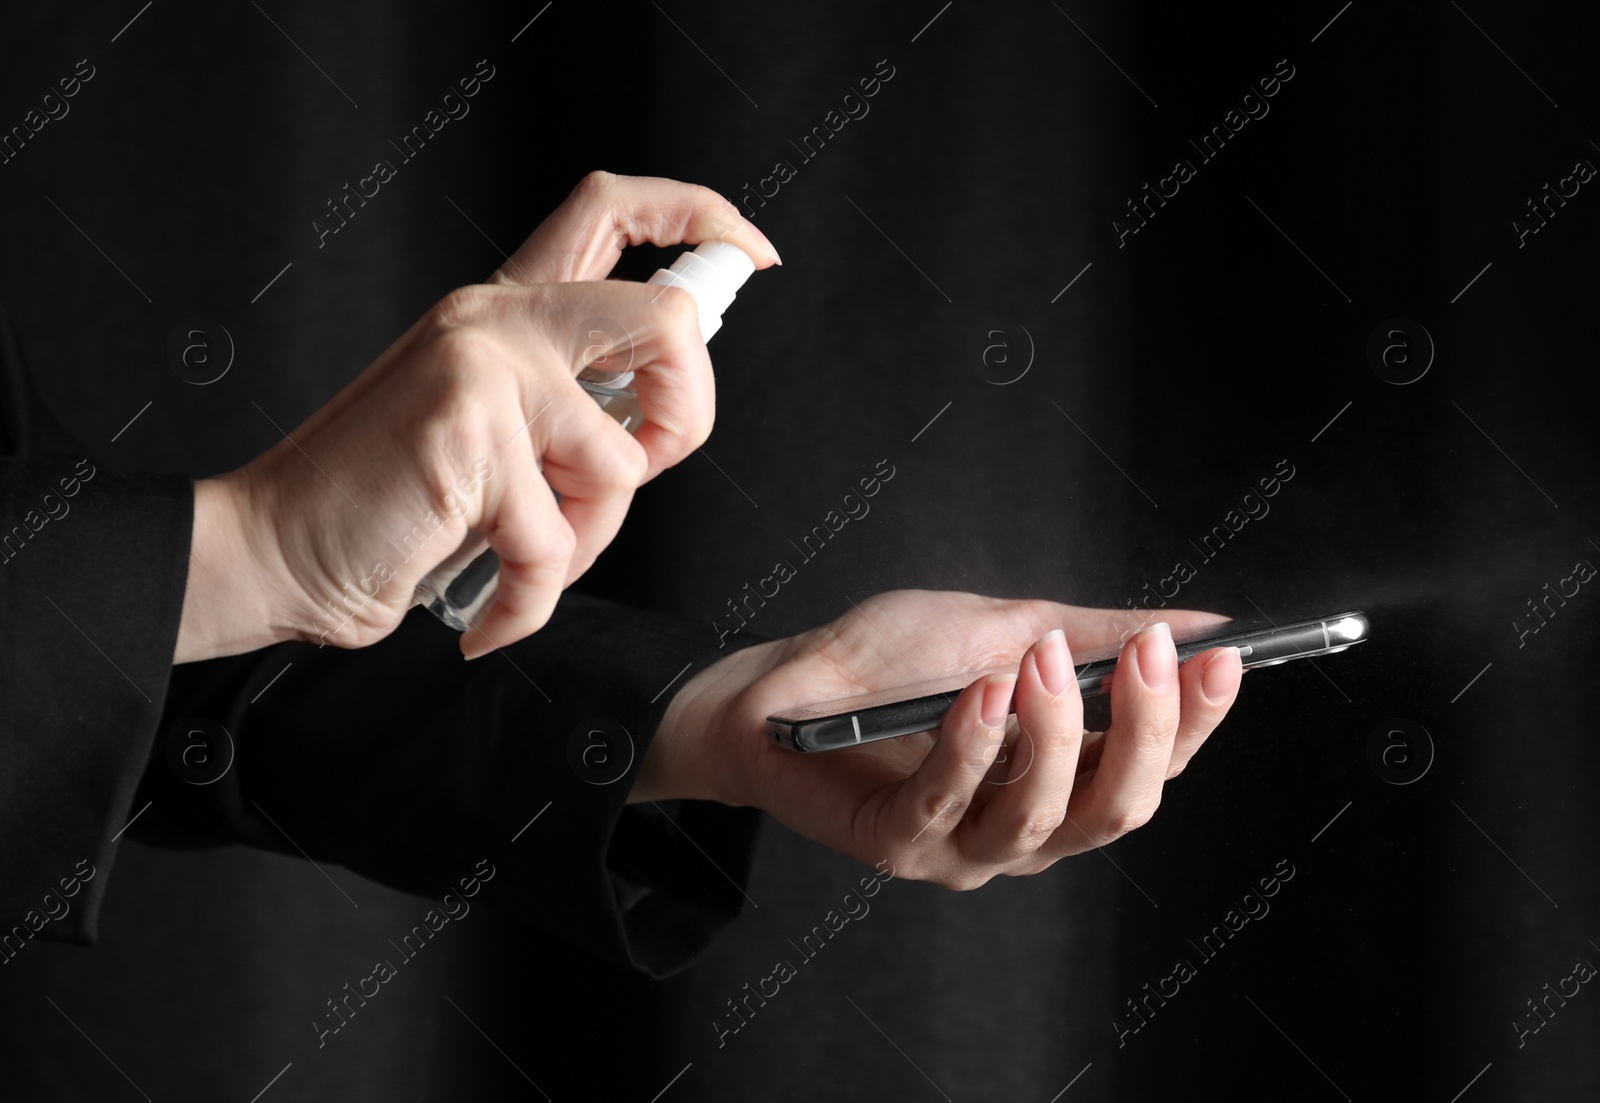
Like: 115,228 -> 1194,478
1104,798 -> 1159,839
940,867 -> 992,892
572,169 -> 616,206
543,517 -> 579,562
423,350 -> 503,441
426,322 -> 501,385
616,438 -> 650,484
694,182 -> 730,208
881,850 -> 939,885
917,792 -> 968,836
523,513 -> 577,566
586,432 -> 648,491
646,416 -> 694,463
697,186 -> 741,231
430,285 -> 493,330
967,727 -> 1005,770
1049,723 -> 1084,758
880,846 -> 917,879
1131,715 -> 1177,754
412,391 -> 478,470
1008,809 -> 1065,853
682,402 -> 715,453
421,461 -> 471,522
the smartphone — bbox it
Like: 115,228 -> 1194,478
765,610 -> 1370,752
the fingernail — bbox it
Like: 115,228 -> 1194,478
1036,629 -> 1069,695
1201,647 -> 1241,704
980,674 -> 1016,728
744,218 -> 782,265
1135,621 -> 1175,691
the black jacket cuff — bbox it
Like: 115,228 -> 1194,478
146,593 -> 765,977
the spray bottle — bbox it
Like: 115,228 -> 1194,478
413,240 -> 759,632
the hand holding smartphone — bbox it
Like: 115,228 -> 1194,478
765,611 -> 1369,752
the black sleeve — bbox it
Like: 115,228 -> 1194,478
0,457 -> 193,948
142,596 -> 765,977
0,301 -> 196,951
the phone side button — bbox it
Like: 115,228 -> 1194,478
851,715 -> 862,743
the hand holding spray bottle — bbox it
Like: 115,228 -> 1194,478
413,239 -> 761,632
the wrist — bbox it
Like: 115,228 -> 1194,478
629,662 -> 724,805
175,471 -> 297,663
629,641 -> 777,806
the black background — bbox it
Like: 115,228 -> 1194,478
2,1 -> 1597,1098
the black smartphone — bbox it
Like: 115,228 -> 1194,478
765,610 -> 1370,752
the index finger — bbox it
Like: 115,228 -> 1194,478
490,171 -> 781,286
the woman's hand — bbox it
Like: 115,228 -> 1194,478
638,591 -> 1245,889
176,172 -> 779,663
